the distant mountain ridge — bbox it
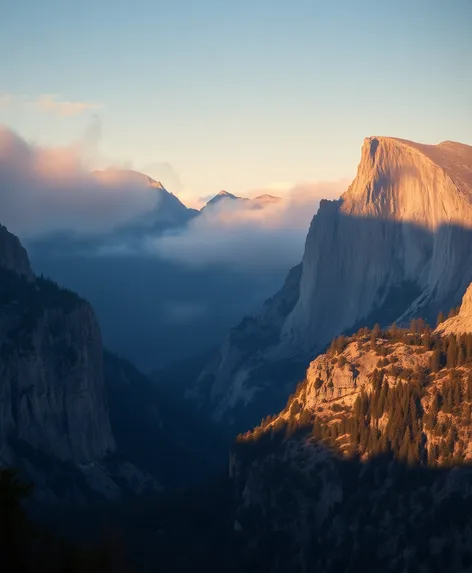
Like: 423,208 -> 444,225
202,189 -> 281,211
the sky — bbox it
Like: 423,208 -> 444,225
1,0 -> 472,202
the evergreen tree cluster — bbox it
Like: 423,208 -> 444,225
242,309 -> 472,470
0,267 -> 84,357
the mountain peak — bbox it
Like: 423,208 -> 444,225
253,194 -> 281,201
92,168 -> 168,190
357,136 -> 472,200
203,190 -> 242,209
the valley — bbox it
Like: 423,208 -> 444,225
1,132 -> 472,571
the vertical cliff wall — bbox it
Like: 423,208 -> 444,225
0,224 -> 156,502
191,137 -> 472,431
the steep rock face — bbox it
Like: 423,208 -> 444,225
0,224 -> 155,502
0,223 -> 33,277
192,137 -> 472,431
188,264 -> 305,427
436,282 -> 472,335
282,137 -> 472,352
0,300 -> 113,465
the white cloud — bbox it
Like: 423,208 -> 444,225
145,179 -> 348,271
0,93 -> 101,117
0,125 -> 351,273
0,94 -> 13,106
0,125 -> 164,237
30,94 -> 102,117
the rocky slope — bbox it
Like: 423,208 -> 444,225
436,283 -> 472,336
191,136 -> 472,431
231,311 -> 472,572
0,224 -> 157,503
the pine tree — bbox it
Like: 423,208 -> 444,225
370,332 -> 377,351
446,427 -> 455,456
416,318 -> 426,335
442,385 -> 453,413
428,443 -> 439,466
430,391 -> 440,421
328,339 -> 337,355
422,329 -> 431,349
466,334 -> 472,361
453,378 -> 462,408
407,442 -> 418,465
399,426 -> 411,460
447,337 -> 458,368
437,311 -> 446,327
409,395 -> 418,431
430,349 -> 441,373
312,419 -> 323,439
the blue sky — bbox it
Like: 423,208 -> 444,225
1,0 -> 471,200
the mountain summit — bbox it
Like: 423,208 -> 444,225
203,190 -> 243,209
93,169 -> 197,231
203,190 -> 281,211
189,136 -> 472,431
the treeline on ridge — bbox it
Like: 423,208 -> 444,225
237,310 -> 472,469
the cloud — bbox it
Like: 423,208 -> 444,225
0,94 -> 12,106
0,125 -> 350,272
0,93 -> 101,117
145,179 -> 348,271
31,94 -> 102,117
0,125 -> 167,238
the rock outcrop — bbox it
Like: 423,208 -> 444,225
191,136 -> 472,431
435,282 -> 472,335
231,324 -> 472,572
0,223 -> 33,277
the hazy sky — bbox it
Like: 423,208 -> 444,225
1,0 -> 471,200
